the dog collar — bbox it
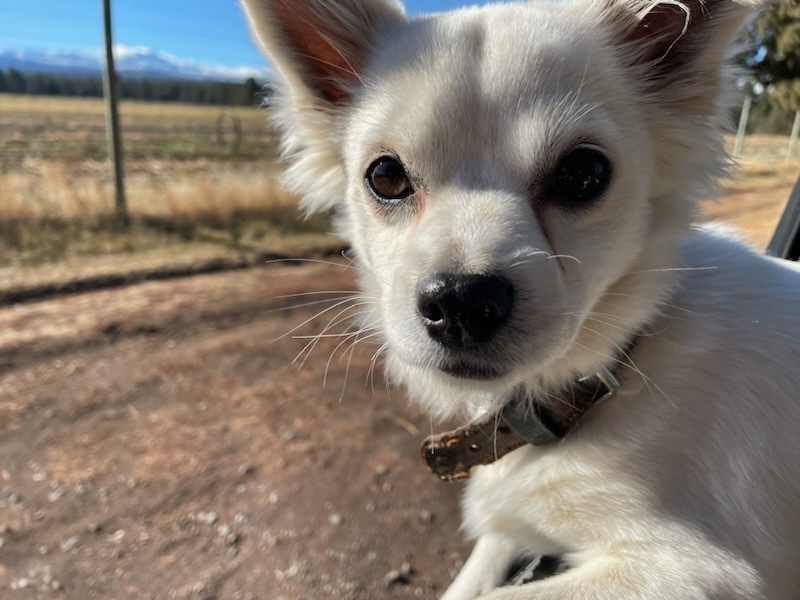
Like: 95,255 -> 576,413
420,367 -> 621,482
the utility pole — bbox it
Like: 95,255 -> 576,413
102,0 -> 128,228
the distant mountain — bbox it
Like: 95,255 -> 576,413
0,47 -> 265,82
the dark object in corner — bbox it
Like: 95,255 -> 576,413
504,554 -> 567,586
767,175 -> 800,261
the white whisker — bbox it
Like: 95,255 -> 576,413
271,296 -> 362,344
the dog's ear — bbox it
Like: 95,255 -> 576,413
241,0 -> 406,214
242,0 -> 404,105
603,0 -> 759,115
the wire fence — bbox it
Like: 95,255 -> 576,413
0,95 -> 277,169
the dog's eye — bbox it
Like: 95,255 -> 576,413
365,157 -> 414,203
547,147 -> 611,204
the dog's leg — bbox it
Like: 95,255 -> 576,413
441,534 -> 522,600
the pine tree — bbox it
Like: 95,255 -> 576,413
7,68 -> 25,93
747,0 -> 800,111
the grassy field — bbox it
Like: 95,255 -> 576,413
0,93 -> 798,268
0,94 -> 278,163
0,94 -> 329,266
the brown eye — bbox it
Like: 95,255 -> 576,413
547,147 -> 611,205
365,157 -> 413,203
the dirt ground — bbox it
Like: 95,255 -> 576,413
0,260 -> 470,600
0,172 -> 795,600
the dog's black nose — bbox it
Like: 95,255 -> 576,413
416,273 -> 513,348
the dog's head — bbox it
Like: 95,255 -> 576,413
243,0 -> 756,419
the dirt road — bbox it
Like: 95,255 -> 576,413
2,174 -> 793,600
0,261 -> 469,600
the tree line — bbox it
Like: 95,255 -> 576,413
0,68 -> 268,106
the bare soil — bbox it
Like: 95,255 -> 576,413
0,174 -> 796,600
0,261 -> 469,600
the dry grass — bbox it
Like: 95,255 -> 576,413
0,95 -> 331,266
0,158 -> 331,266
1,160 -> 292,223
705,153 -> 800,250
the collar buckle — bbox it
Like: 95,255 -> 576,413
580,367 -> 620,407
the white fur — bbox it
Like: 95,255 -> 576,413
242,0 -> 799,597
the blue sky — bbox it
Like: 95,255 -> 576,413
0,0 -> 493,70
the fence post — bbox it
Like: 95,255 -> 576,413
788,110 -> 800,162
102,0 -> 128,228
733,94 -> 751,159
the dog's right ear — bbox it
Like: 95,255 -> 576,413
241,0 -> 406,214
601,0 -> 759,116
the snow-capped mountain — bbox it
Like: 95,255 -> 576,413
0,46 -> 266,82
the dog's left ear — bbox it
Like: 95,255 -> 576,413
603,0 -> 761,115
241,0 -> 405,106
241,0 -> 406,214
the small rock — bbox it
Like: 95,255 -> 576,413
51,580 -> 63,591
109,529 -> 126,544
367,551 -> 377,561
326,550 -> 347,562
217,524 -> 231,537
32,472 -> 45,482
8,492 -> 23,506
226,532 -> 240,546
196,512 -> 218,526
374,464 -> 389,476
61,535 -> 79,552
48,489 -> 64,503
233,513 -> 248,525
384,569 -> 410,587
328,513 -> 343,526
38,545 -> 49,555
285,561 -> 301,578
381,482 -> 392,493
11,577 -> 31,590
87,523 -> 103,533
420,510 -> 434,523
238,464 -> 256,477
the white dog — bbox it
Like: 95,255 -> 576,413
241,0 -> 800,597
